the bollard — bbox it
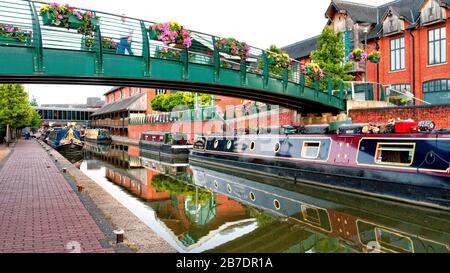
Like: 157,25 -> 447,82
77,185 -> 84,192
62,168 -> 67,173
113,230 -> 124,244
55,159 -> 58,163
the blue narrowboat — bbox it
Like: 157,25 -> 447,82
46,127 -> 83,155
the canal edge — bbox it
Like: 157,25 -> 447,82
37,139 -> 178,253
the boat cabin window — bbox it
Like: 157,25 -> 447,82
301,141 -> 321,159
375,227 -> 414,253
375,143 -> 415,166
301,205 -> 321,226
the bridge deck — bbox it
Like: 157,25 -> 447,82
0,0 -> 346,112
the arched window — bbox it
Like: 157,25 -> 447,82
423,79 -> 450,104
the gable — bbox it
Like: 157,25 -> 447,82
421,0 -> 446,25
382,10 -> 405,36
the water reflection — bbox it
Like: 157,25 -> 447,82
76,142 -> 450,253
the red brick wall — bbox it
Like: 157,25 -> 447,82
128,109 -> 298,142
366,16 -> 450,102
349,105 -> 450,129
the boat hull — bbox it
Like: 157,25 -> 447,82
190,151 -> 450,210
139,140 -> 192,161
84,137 -> 112,144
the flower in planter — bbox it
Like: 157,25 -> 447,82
301,62 -> 324,81
214,37 -> 250,60
101,37 -> 118,49
150,21 -> 192,49
158,47 -> 181,59
0,23 -> 32,44
39,3 -> 99,37
368,50 -> 381,63
349,48 -> 368,62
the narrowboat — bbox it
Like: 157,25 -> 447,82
47,127 -> 83,155
84,128 -> 111,144
139,131 -> 192,161
192,165 -> 450,253
190,123 -> 450,210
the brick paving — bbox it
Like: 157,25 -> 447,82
0,140 -> 113,253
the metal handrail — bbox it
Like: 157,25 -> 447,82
0,0 -> 346,106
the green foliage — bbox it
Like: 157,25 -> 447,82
257,45 -> 291,78
28,109 -> 42,128
0,84 -> 41,131
249,208 -> 277,227
310,27 -> 354,89
152,174 -> 212,204
30,96 -> 38,107
150,92 -> 213,112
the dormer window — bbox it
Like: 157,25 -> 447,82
382,11 -> 403,36
421,0 -> 444,25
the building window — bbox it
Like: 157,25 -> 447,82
155,89 -> 166,95
423,79 -> 450,104
390,84 -> 411,93
428,27 -> 446,65
390,37 -> 405,71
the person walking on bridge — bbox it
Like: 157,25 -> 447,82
117,14 -> 134,55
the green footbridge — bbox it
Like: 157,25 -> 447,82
0,0 -> 346,112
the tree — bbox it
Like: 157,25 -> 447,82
30,96 -> 38,107
310,27 -> 354,88
0,84 -> 41,141
151,94 -> 166,112
150,92 -> 213,112
28,108 -> 42,128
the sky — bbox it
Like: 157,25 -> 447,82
26,0 -> 390,105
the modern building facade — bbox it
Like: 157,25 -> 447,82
36,106 -> 96,127
282,0 -> 450,105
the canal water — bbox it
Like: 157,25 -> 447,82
66,142 -> 450,253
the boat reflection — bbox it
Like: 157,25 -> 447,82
191,164 -> 450,253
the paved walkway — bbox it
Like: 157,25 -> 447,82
0,140 -> 112,253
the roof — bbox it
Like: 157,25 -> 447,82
327,0 -> 379,23
92,93 -> 147,116
281,36 -> 319,60
104,86 -> 123,96
283,0 -> 449,59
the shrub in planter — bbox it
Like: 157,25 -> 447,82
149,21 -> 192,48
214,37 -> 250,60
257,44 -> 290,77
368,50 -> 381,63
0,23 -> 32,44
348,48 -> 368,62
301,62 -> 324,81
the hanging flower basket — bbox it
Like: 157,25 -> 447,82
368,50 -> 381,63
0,23 -> 32,45
148,21 -> 192,48
349,48 -> 368,62
214,37 -> 250,60
301,62 -> 324,81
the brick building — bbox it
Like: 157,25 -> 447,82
282,0 -> 450,105
91,86 -> 248,141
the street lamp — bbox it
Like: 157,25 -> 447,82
361,24 -> 371,99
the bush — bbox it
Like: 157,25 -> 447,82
150,92 -> 213,112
